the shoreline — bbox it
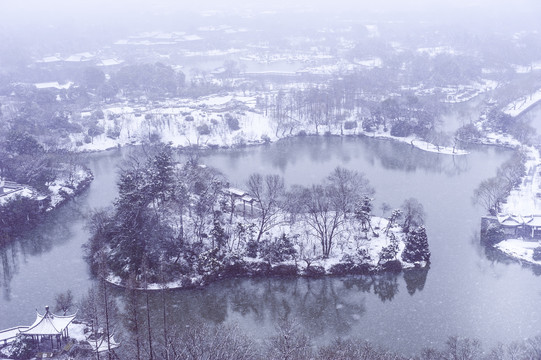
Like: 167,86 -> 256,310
72,130 -> 469,157
104,259 -> 428,291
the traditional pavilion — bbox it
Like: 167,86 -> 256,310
19,306 -> 77,349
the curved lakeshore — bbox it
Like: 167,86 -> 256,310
3,135 -> 540,356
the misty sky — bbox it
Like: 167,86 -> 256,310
2,0 -> 540,28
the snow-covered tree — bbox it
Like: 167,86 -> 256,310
401,226 -> 430,264
247,173 -> 285,242
401,198 -> 425,233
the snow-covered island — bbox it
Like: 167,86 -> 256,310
86,146 -> 430,290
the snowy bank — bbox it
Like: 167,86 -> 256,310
69,94 -> 467,157
495,239 -> 541,267
502,88 -> 541,117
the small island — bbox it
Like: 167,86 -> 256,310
0,130 -> 93,239
85,144 -> 430,289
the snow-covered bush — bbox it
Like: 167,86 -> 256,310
533,247 -> 541,261
401,226 -> 430,264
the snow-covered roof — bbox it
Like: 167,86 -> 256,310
524,215 -> 541,227
241,195 -> 254,202
226,187 -> 247,197
97,58 -> 125,67
20,307 -> 76,336
497,214 -> 523,226
34,81 -> 73,90
36,56 -> 62,63
64,52 -> 94,62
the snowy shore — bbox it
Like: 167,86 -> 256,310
495,239 -> 541,267
502,88 -> 541,117
70,94 -> 467,156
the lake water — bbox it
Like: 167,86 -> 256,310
1,135 -> 540,355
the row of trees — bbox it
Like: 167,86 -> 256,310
258,83 -> 439,142
474,151 -> 527,215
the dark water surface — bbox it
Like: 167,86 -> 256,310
1,136 -> 540,354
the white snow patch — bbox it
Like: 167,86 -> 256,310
34,81 -> 73,90
502,88 -> 541,117
68,323 -> 88,342
495,238 -> 541,266
501,146 -> 541,215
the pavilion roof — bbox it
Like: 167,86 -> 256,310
20,307 -> 76,336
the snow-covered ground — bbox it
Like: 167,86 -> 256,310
502,88 -> 541,117
495,238 -> 541,266
365,129 -> 468,155
501,146 -> 541,215
71,92 -> 468,157
0,167 -> 92,210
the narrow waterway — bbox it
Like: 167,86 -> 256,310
1,135 -> 540,355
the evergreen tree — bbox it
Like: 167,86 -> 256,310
401,226 -> 430,263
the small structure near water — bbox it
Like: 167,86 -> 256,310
19,306 -> 76,350
484,213 -> 541,238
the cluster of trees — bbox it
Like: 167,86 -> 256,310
259,83 -> 438,142
0,130 -> 54,239
0,130 -> 90,240
111,63 -> 186,98
484,109 -> 535,145
474,151 -> 527,215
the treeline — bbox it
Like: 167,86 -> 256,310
484,109 -> 536,145
474,150 -> 526,216
258,79 -> 439,141
85,143 -> 429,285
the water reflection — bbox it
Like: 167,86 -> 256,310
114,271 -> 424,345
403,267 -> 430,295
202,136 -> 474,183
0,201 -> 87,301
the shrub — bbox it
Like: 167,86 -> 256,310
197,124 -> 211,135
245,240 -> 259,258
185,115 -> 194,122
304,265 -> 325,277
225,113 -> 240,130
533,247 -> 541,261
344,120 -> 357,130
390,120 -> 413,137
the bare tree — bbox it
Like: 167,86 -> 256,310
401,198 -> 425,233
268,319 -> 312,360
54,289 -> 74,315
247,173 -> 285,242
327,167 -> 374,218
290,184 -> 344,258
473,177 -> 508,215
